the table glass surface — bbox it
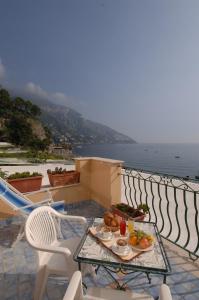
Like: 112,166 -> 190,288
74,218 -> 170,274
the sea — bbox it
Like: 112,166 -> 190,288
74,143 -> 199,180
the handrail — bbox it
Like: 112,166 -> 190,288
121,167 -> 199,260
123,167 -> 199,193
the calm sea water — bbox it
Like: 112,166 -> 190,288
74,143 -> 199,179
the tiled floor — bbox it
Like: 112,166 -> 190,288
0,200 -> 199,300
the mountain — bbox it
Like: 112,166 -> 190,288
28,97 -> 136,145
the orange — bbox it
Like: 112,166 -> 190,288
129,235 -> 138,246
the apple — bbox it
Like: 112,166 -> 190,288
139,238 -> 150,249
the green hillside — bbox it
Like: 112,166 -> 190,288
0,88 -> 51,150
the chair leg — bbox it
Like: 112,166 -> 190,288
34,265 -> 49,300
11,223 -> 25,247
82,264 -> 97,282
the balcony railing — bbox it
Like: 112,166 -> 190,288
122,167 -> 199,260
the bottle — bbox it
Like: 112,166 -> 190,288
120,218 -> 126,236
128,219 -> 134,234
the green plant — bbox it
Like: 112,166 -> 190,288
27,150 -> 48,163
115,203 -> 132,212
0,87 -> 51,151
0,152 -> 28,158
115,203 -> 149,218
26,150 -> 64,163
47,167 -> 67,175
137,204 -> 150,213
28,157 -> 44,163
7,171 -> 42,180
0,168 -> 7,179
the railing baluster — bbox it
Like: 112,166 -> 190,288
193,192 -> 199,255
183,190 -> 191,249
137,177 -> 143,206
157,183 -> 164,233
132,176 -> 138,207
150,180 -> 157,224
123,172 -> 129,206
127,173 -> 134,207
165,185 -> 172,239
143,179 -> 150,221
173,187 -> 181,244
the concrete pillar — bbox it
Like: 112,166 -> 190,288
75,157 -> 124,208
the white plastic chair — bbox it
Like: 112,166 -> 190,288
25,206 -> 90,300
63,271 -> 173,300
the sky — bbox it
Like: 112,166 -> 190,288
0,0 -> 199,143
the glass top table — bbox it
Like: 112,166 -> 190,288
74,218 -> 171,289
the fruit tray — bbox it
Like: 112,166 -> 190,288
89,226 -> 142,262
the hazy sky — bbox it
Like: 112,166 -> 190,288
0,0 -> 199,143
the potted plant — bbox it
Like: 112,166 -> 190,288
7,172 -> 43,193
111,203 -> 149,221
47,167 -> 80,187
0,168 -> 7,179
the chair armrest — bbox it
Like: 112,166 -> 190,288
34,244 -> 71,257
159,284 -> 172,300
26,189 -> 55,203
53,211 -> 87,224
63,271 -> 83,300
27,188 -> 53,197
51,200 -> 65,205
61,214 -> 87,224
84,296 -> 105,300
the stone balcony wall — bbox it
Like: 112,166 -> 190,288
26,157 -> 124,210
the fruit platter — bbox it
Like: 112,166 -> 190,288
128,229 -> 154,251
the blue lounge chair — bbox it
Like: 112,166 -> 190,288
0,177 -> 66,246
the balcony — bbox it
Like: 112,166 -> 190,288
0,157 -> 199,299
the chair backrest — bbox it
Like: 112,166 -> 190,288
63,271 -> 173,300
25,206 -> 58,248
63,271 -> 83,300
0,177 -> 33,213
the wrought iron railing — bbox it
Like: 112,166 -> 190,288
121,167 -> 199,260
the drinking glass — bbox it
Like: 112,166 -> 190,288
120,218 -> 126,236
128,220 -> 134,234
